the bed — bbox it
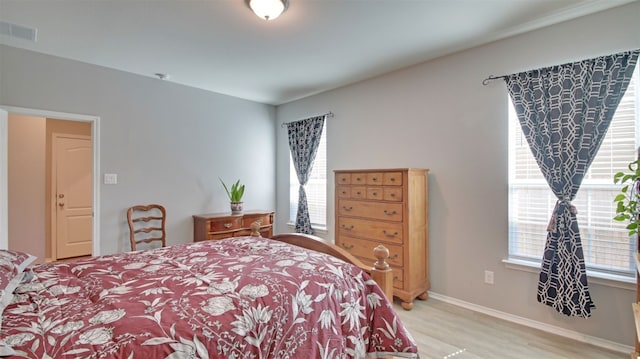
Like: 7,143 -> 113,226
0,228 -> 419,358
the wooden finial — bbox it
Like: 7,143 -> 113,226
373,245 -> 390,270
249,222 -> 261,237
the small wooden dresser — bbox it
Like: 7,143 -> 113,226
193,211 -> 274,242
334,168 -> 429,310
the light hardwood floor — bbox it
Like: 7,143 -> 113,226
393,298 -> 627,359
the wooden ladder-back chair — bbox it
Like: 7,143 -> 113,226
126,204 -> 166,251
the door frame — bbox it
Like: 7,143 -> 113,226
0,106 -> 101,256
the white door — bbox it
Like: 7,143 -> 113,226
53,133 -> 93,259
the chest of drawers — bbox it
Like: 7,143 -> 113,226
193,211 -> 274,242
335,168 -> 428,310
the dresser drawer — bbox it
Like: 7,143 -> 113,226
384,187 -> 403,201
366,172 -> 384,185
366,187 -> 383,200
352,173 -> 366,185
337,217 -> 404,244
351,186 -> 366,199
209,217 -> 242,232
337,199 -> 403,222
337,235 -> 403,267
336,173 -> 351,185
384,172 -> 402,186
336,186 -> 351,198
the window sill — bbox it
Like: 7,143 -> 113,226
285,222 -> 328,235
503,258 -> 635,290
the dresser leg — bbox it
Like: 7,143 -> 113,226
401,301 -> 414,311
417,291 -> 428,300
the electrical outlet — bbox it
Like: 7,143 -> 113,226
484,270 -> 494,285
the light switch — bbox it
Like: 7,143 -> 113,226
104,173 -> 118,185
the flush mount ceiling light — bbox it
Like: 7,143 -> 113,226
246,0 -> 289,21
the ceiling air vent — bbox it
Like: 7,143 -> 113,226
0,21 -> 37,42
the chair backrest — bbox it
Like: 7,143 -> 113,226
126,204 -> 166,251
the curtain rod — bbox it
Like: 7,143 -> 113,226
280,111 -> 334,128
482,74 -> 508,86
482,48 -> 640,86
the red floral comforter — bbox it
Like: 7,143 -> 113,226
1,236 -> 418,358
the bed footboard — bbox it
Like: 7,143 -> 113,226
252,224 -> 393,301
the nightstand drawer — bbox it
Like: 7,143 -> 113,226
242,212 -> 273,227
210,217 -> 241,231
193,211 -> 275,242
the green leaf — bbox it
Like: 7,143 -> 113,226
221,178 -> 245,202
219,178 -> 233,201
611,158 -> 640,234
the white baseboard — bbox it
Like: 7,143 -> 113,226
428,291 -> 633,354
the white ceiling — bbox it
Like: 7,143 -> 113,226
0,0 -> 635,105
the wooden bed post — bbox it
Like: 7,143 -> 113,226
249,222 -> 262,237
371,245 -> 394,301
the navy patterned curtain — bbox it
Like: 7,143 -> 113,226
286,115 -> 326,234
505,49 -> 639,317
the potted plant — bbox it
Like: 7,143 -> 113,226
613,154 -> 640,236
219,178 -> 245,213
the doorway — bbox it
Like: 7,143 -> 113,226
0,106 -> 100,259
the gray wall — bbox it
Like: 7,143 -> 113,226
0,45 -> 277,255
275,1 -> 640,347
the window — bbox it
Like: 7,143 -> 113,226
508,66 -> 640,277
289,121 -> 327,230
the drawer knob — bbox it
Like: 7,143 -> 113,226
383,230 -> 398,238
341,191 -> 347,195
342,243 -> 354,250
342,206 -> 353,211
389,254 -> 399,260
390,193 -> 395,197
341,225 -> 354,230
372,177 -> 378,181
224,223 -> 232,228
356,191 -> 361,195
394,275 -> 399,280
372,192 -> 378,196
383,209 -> 397,216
